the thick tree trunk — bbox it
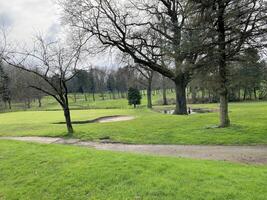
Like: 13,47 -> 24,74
173,77 -> 187,115
219,89 -> 230,127
218,2 -> 230,127
147,78 -> 152,109
162,76 -> 168,105
63,107 -> 74,135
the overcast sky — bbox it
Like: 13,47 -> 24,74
0,0 -> 61,43
0,0 -> 126,68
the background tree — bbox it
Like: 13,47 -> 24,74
128,87 -> 142,108
62,0 -> 207,115
2,35 -> 88,135
196,0 -> 267,127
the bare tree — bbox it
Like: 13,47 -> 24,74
2,35 -> 88,135
61,0 -> 206,115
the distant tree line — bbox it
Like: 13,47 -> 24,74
1,49 -> 267,111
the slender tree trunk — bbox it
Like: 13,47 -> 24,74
84,93 -> 88,101
38,97 -> 42,107
27,98 -> 31,109
147,78 -> 152,109
92,92 -> 95,101
73,93 -> 77,103
173,77 -> 187,115
243,88 -> 247,100
8,100 -> 11,109
162,76 -> 168,105
63,107 -> 73,135
191,87 -> 197,104
254,88 -> 257,100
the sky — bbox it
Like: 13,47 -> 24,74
0,0 -> 61,43
0,0 -> 127,68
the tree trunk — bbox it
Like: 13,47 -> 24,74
63,107 -> 74,135
173,77 -> 187,115
84,93 -> 88,101
147,78 -> 152,109
243,88 -> 247,101
191,87 -> 197,104
218,2 -> 230,127
92,92 -> 95,101
38,97 -> 42,107
27,98 -> 31,109
254,88 -> 257,100
73,94 -> 77,103
8,100 -> 11,109
162,76 -> 168,105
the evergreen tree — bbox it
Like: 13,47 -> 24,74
127,87 -> 141,108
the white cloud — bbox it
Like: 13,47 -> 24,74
0,0 -> 60,43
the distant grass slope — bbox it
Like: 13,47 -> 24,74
0,102 -> 267,145
0,91 -> 176,112
0,140 -> 266,200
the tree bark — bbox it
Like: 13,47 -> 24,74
147,78 -> 152,109
173,77 -> 188,115
218,1 -> 230,127
73,93 -> 77,103
38,97 -> 42,107
162,76 -> 168,105
63,107 -> 74,135
191,87 -> 197,104
254,88 -> 257,100
8,100 -> 11,109
92,92 -> 95,101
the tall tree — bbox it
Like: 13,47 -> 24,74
62,0 -> 206,115
196,0 -> 267,127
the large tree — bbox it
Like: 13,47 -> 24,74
196,0 -> 267,127
61,0 -> 206,115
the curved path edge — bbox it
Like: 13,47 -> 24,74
1,136 -> 267,165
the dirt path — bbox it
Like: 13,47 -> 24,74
1,136 -> 267,165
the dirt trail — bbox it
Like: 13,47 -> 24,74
1,136 -> 267,165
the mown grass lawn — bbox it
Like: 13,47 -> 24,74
0,102 -> 267,145
0,140 -> 266,200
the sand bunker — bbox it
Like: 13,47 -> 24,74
55,115 -> 135,124
96,116 -> 135,123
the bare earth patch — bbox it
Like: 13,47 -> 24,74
1,136 -> 267,165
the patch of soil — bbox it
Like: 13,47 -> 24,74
1,136 -> 267,165
54,115 -> 135,124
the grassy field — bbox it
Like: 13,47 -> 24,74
0,101 -> 267,145
0,140 -> 266,200
0,91 -> 174,112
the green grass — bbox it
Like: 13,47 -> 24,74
0,140 -> 266,200
0,101 -> 267,145
0,90 -> 177,112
